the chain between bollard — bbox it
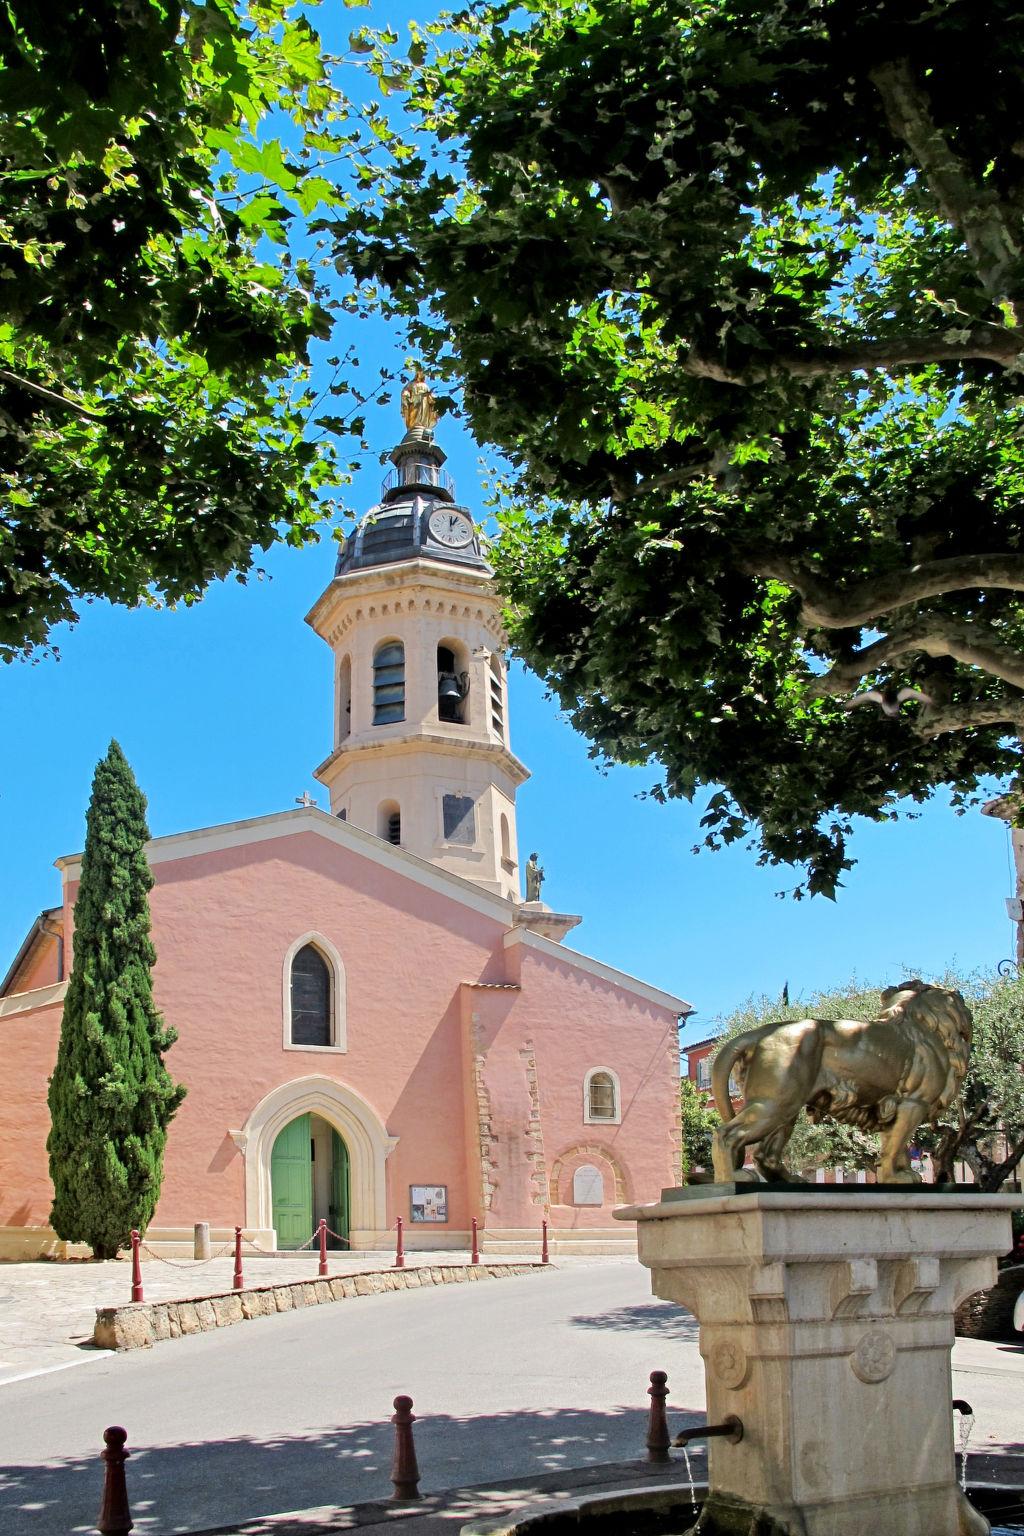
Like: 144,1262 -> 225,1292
97,1426 -> 133,1534
140,1243 -> 234,1268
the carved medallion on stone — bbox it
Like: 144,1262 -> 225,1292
850,1329 -> 896,1383
709,1337 -> 749,1389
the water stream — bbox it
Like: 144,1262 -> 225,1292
680,1446 -> 698,1518
956,1407 -> 975,1492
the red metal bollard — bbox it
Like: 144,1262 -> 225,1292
233,1226 -> 244,1292
318,1217 -> 328,1278
129,1230 -> 143,1303
394,1215 -> 405,1269
646,1370 -> 671,1463
471,1216 -> 480,1265
541,1219 -> 549,1265
390,1395 -> 421,1500
97,1425 -> 134,1534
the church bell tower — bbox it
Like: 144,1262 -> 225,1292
306,377 -> 528,901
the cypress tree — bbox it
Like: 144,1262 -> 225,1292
47,741 -> 185,1258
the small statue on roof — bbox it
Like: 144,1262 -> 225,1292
401,365 -> 440,431
525,852 -> 544,902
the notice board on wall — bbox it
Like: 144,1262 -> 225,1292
410,1185 -> 448,1223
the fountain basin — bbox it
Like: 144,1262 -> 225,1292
461,1479 -> 1024,1536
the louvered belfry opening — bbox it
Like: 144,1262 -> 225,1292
373,641 -> 405,725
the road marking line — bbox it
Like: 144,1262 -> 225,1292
0,1352 -> 111,1388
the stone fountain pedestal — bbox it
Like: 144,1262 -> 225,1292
617,1188 -> 1020,1536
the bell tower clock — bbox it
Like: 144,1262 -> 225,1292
305,389 -> 529,902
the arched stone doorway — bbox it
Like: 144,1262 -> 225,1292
270,1114 -> 351,1249
235,1076 -> 397,1248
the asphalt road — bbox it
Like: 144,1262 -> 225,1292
0,1262 -> 1021,1535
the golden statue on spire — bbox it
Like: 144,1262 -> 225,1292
401,365 -> 440,431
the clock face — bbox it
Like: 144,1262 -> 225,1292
428,508 -> 474,548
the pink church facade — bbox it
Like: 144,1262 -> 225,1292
0,411 -> 689,1258
0,811 -> 685,1256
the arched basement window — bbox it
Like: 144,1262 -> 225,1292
290,945 -> 332,1047
573,1164 -> 605,1205
584,1069 -> 620,1123
373,641 -> 405,725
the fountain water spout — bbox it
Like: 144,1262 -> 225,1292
672,1415 -> 744,1449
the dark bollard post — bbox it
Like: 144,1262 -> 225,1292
97,1426 -> 133,1534
233,1226 -> 244,1292
394,1215 -> 405,1269
646,1370 -> 671,1463
129,1231 -> 143,1303
471,1216 -> 480,1265
390,1395 -> 421,1500
318,1218 -> 328,1278
541,1219 -> 549,1265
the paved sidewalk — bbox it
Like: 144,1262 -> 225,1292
0,1250 -> 625,1384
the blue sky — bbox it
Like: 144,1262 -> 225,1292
0,1 -> 1017,1039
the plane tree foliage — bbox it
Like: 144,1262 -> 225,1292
0,0 -> 353,660
329,0 -> 1024,895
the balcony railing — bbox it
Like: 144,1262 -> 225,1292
382,462 -> 456,496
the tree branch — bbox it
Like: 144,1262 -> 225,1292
812,616 -> 1024,695
740,552 -> 1024,628
0,369 -> 105,423
870,58 -> 1021,305
683,326 -> 1021,385
915,698 -> 1024,738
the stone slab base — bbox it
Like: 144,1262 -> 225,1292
94,1261 -> 546,1351
483,1229 -> 636,1256
0,1226 -> 92,1261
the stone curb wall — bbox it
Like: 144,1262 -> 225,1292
955,1263 -> 1024,1340
94,1262 -> 545,1351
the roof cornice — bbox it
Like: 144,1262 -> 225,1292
52,807 -> 687,1014
56,806 -> 521,926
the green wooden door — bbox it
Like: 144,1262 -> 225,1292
329,1130 -> 350,1248
271,1114 -> 312,1250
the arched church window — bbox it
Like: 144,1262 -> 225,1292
500,813 -> 513,868
437,643 -> 468,724
290,945 -> 332,1048
378,800 -> 401,845
584,1068 -> 620,1124
373,641 -> 405,725
489,656 -> 505,739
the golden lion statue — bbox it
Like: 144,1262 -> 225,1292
710,979 -> 973,1184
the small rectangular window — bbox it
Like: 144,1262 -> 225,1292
442,792 -> 475,845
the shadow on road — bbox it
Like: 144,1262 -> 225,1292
567,1302 -> 698,1339
0,1403 -> 709,1536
